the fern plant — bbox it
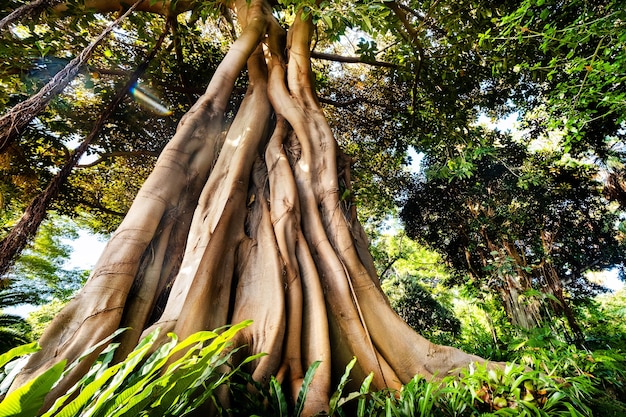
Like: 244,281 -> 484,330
327,360 -> 596,416
0,320 -> 257,417
1,324 -> 612,416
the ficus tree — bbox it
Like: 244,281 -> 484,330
3,0 -> 492,414
401,134 -> 625,341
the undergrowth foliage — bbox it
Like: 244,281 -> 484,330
0,321 -> 259,416
0,321 -> 623,416
234,358 -> 598,417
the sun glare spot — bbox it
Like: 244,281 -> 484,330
228,134 -> 242,147
129,83 -> 172,116
10,24 -> 31,39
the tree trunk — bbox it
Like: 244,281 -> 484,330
498,275 -> 542,330
11,1 -> 487,414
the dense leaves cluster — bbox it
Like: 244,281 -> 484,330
402,135 -> 625,334
490,0 -> 626,147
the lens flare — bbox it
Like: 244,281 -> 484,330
129,83 -> 172,116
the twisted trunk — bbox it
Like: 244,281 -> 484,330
11,1 -> 487,414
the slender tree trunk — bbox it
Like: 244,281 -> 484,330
0,0 -> 141,152
542,262 -> 584,342
498,276 -> 542,330
0,0 -> 63,32
0,24 -> 169,278
483,237 -> 542,330
11,1 -> 489,414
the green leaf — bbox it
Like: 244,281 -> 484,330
187,351 -> 265,413
81,329 -> 158,417
322,14 -> 333,29
329,357 -> 357,415
0,342 -> 40,369
50,333 -> 153,417
294,361 -> 321,417
60,328 -> 127,378
53,361 -> 123,417
0,360 -> 66,417
106,380 -> 164,417
146,357 -> 211,415
270,377 -> 288,417
357,372 -> 374,417
98,333 -> 179,416
361,14 -> 372,32
41,343 -> 121,417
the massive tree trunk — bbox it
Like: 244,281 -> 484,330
11,1 -> 486,414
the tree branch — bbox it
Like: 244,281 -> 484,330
379,255 -> 401,279
310,51 -> 397,68
386,1 -> 428,113
0,0 -> 145,153
2,65 -> 130,78
170,17 -> 195,106
51,0 -> 192,17
0,0 -> 63,32
318,96 -> 399,112
88,66 -> 129,77
77,150 -> 160,168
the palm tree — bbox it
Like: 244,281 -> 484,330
0,288 -> 35,353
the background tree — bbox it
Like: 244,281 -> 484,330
0,214 -> 87,353
0,287 -> 36,353
6,215 -> 88,303
402,133 -> 625,341
370,231 -> 461,344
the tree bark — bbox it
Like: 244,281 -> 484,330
11,1 -> 489,414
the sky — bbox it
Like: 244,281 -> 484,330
64,229 -> 107,270
4,231 -> 106,317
